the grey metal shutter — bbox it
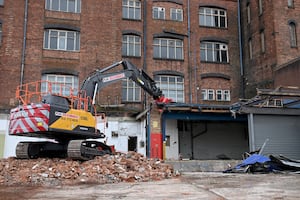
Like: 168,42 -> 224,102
249,115 -> 300,160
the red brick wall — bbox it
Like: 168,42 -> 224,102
0,0 -> 241,111
241,0 -> 300,98
0,1 -> 25,110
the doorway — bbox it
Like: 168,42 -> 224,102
128,136 -> 137,152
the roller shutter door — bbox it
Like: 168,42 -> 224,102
250,115 -> 300,160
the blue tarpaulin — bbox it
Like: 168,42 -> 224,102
236,154 -> 270,169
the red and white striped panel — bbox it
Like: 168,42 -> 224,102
9,104 -> 50,134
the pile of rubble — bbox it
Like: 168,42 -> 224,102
0,152 -> 177,186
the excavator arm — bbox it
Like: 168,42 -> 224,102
80,60 -> 165,105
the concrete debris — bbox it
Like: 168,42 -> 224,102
0,152 -> 178,186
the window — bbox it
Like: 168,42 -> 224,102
199,7 -> 227,28
260,31 -> 265,53
202,89 -> 230,101
41,74 -> 79,96
155,75 -> 184,102
153,38 -> 183,60
45,0 -> 81,13
247,4 -> 251,24
248,39 -> 253,59
208,89 -> 214,100
170,8 -> 183,21
122,35 -> 141,57
0,0 -> 3,6
122,0 -> 141,20
153,7 -> 165,19
216,90 -> 222,101
200,41 -> 229,63
201,89 -> 207,100
44,29 -> 80,51
122,78 -> 141,102
289,22 -> 297,47
223,90 -> 230,101
0,23 -> 2,46
258,0 -> 263,15
202,89 -> 215,100
288,0 -> 294,8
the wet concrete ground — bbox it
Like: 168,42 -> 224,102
1,172 -> 300,200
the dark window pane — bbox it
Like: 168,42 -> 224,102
69,0 -> 76,12
61,0 -> 67,11
136,8 -> 141,19
207,50 -> 213,61
153,46 -> 159,58
52,0 -> 59,10
214,16 -> 219,27
220,17 -> 226,27
200,50 -> 205,61
221,51 -> 227,62
44,31 -> 49,48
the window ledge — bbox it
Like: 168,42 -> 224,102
122,18 -> 142,22
200,61 -> 229,65
153,57 -> 184,62
199,25 -> 228,30
122,55 -> 142,59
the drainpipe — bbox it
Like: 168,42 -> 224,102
187,0 -> 192,103
143,0 -> 151,157
143,1 -> 147,70
20,0 -> 29,86
238,0 -> 245,98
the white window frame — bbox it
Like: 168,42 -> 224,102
153,7 -> 165,20
199,7 -> 227,28
170,8 -> 183,21
122,35 -> 141,57
289,22 -> 297,47
247,4 -> 251,24
288,0 -> 294,8
208,89 -> 215,100
248,39 -> 253,59
258,0 -> 263,15
216,90 -> 222,101
41,74 -> 79,96
122,0 -> 141,20
153,38 -> 183,60
45,0 -> 81,13
44,29 -> 80,51
201,89 -> 208,100
122,78 -> 141,102
155,75 -> 184,103
200,42 -> 229,63
202,89 -> 230,101
223,90 -> 230,101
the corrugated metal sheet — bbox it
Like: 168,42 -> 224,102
250,115 -> 300,160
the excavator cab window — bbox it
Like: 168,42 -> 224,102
42,94 -> 71,108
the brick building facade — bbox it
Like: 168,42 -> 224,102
0,0 -> 240,111
240,0 -> 300,97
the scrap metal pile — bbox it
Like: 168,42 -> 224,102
0,152 -> 177,186
224,154 -> 300,174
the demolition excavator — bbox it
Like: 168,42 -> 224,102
9,60 -> 170,160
